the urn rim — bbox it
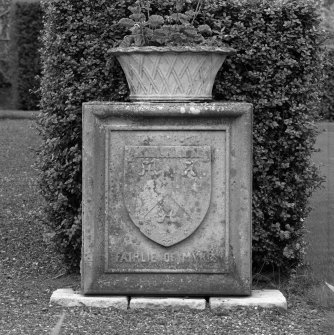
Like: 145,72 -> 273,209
109,45 -> 236,55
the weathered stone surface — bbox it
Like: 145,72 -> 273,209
130,297 -> 206,310
82,101 -> 253,296
50,288 -> 128,309
123,145 -> 211,247
209,290 -> 287,310
109,47 -> 235,102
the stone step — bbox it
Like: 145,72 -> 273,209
50,288 -> 128,309
50,289 -> 287,310
130,297 -> 206,310
210,290 -> 287,310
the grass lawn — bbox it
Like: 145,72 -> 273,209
0,119 -> 334,334
305,122 -> 334,283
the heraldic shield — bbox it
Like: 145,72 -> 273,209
123,146 -> 211,247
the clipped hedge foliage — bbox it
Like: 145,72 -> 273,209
0,68 -> 11,88
11,1 -> 42,110
38,0 -> 323,272
212,0 -> 323,272
37,0 -> 129,268
0,66 -> 12,108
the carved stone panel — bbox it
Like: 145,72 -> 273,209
123,145 -> 211,247
106,131 -> 227,275
82,102 -> 253,296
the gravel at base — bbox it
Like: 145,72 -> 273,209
0,271 -> 331,335
49,305 -> 325,335
0,273 -> 330,335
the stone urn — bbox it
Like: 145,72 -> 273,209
109,46 -> 235,102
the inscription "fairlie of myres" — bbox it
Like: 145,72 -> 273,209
114,251 -> 221,263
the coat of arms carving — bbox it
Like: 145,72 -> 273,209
123,146 -> 211,247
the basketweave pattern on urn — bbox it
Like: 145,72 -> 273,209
116,52 -> 226,101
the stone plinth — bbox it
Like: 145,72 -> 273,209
50,289 -> 128,309
210,290 -> 287,310
130,297 -> 206,310
82,101 -> 252,296
50,289 -> 287,310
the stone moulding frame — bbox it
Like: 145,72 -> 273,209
82,101 -> 253,296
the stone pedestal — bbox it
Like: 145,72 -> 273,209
82,101 -> 252,296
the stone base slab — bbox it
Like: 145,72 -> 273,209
130,297 -> 206,310
210,290 -> 287,310
50,289 -> 286,310
50,289 -> 128,309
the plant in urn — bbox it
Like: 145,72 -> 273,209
109,0 -> 235,101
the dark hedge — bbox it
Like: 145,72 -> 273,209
0,68 -> 11,88
37,0 -> 129,268
11,1 -> 42,110
38,0 -> 323,273
212,0 -> 324,272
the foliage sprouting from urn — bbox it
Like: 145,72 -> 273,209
116,0 -> 228,47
